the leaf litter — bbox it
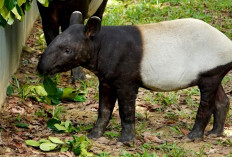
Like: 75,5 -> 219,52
1,15 -> 232,157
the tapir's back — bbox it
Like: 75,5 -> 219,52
138,18 -> 232,91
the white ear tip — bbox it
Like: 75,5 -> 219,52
72,11 -> 82,15
91,16 -> 101,21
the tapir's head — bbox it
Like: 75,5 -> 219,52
37,11 -> 101,75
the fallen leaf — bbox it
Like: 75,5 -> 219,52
142,132 -> 164,143
180,128 -> 189,135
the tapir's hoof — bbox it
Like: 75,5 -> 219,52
71,67 -> 86,81
87,129 -> 103,139
205,130 -> 223,137
187,131 -> 203,141
182,136 -> 202,142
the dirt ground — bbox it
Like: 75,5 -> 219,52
1,19 -> 232,157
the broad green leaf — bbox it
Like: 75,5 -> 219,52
60,145 -> 69,152
25,1 -> 30,11
39,139 -> 51,143
47,118 -> 61,130
64,120 -> 72,129
17,0 -> 26,6
40,142 -> 57,151
15,4 -> 22,16
54,124 -> 66,131
37,0 -> 49,7
4,0 -> 17,11
14,123 -> 29,128
73,146 -> 81,156
7,12 -> 14,25
0,0 -> 4,9
34,85 -> 47,96
49,96 -> 61,105
1,6 -> 10,19
11,7 -> 21,20
22,85 -> 32,97
43,0 -> 49,7
6,85 -> 14,96
43,77 -> 57,96
56,87 -> 63,98
37,0 -> 46,5
48,136 -> 64,144
62,87 -> 74,99
74,95 -> 86,102
80,147 -> 93,156
78,135 -> 86,143
25,140 -> 40,147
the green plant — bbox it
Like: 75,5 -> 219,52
169,126 -> 182,135
26,135 -> 92,156
98,151 -> 111,157
164,111 -> 179,121
6,84 -> 14,96
104,131 -> 120,139
0,0 -> 50,27
154,142 -> 193,157
13,113 -> 29,128
120,149 -> 159,157
52,105 -> 65,120
14,122 -> 29,128
46,118 -> 77,133
195,146 -> 207,157
35,109 -> 48,119
10,75 -> 86,118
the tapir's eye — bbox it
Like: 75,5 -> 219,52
65,48 -> 72,54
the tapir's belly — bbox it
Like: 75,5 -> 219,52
138,19 -> 232,91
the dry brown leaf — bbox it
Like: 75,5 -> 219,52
180,128 -> 190,135
142,132 -> 164,143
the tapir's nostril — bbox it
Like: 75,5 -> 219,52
37,59 -> 48,75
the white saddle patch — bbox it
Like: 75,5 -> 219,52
138,18 -> 232,91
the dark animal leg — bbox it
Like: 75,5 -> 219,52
187,81 -> 218,140
88,82 -> 116,138
117,85 -> 138,142
92,0 -> 108,19
206,84 -> 229,136
70,67 -> 86,81
37,2 -> 59,45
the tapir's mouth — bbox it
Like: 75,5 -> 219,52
48,64 -> 75,75
48,65 -> 62,75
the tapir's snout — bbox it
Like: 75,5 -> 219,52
37,54 -> 51,75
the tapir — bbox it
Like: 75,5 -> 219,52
37,0 -> 108,80
38,11 -> 232,142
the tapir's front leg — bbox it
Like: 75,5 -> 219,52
88,81 -> 117,139
117,85 -> 138,142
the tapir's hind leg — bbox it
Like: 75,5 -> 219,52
206,84 -> 229,137
187,79 -> 219,140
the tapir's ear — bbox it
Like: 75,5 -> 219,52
70,11 -> 83,25
85,16 -> 101,38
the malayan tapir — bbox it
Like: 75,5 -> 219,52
37,0 -> 108,80
37,11 -> 232,142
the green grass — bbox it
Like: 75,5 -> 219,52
103,0 -> 232,39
